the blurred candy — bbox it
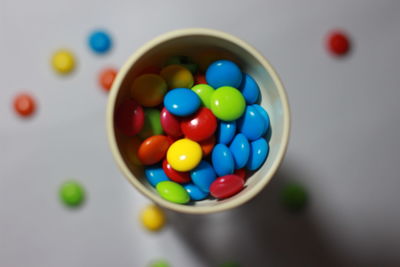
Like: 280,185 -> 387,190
59,181 -> 85,207
13,93 -> 36,117
184,183 -> 208,201
138,66 -> 161,75
114,100 -> 144,136
125,136 -> 142,166
88,30 -> 112,54
156,181 -> 190,204
145,164 -> 170,187
164,88 -> 200,116
206,60 -> 242,88
138,135 -> 172,165
131,74 -> 167,107
229,134 -> 250,169
238,73 -> 260,104
210,175 -> 244,199
238,105 -> 266,141
160,107 -> 183,138
281,183 -> 308,211
51,49 -> 75,74
166,139 -> 202,172
139,108 -> 163,139
140,204 -> 166,231
181,108 -> 217,142
162,159 -> 191,184
212,144 -> 234,176
160,64 -> 194,89
191,84 -> 214,108
165,55 -> 198,74
210,86 -> 245,121
194,73 -> 207,85
246,138 -> 269,171
217,121 -> 236,145
190,160 -> 217,193
326,30 -> 351,56
99,67 -> 117,91
199,135 -> 216,157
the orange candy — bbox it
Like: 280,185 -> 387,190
13,93 -> 36,117
99,68 -> 117,91
138,135 -> 172,165
199,135 -> 216,157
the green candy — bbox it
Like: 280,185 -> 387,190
191,84 -> 214,108
139,108 -> 163,139
59,181 -> 85,207
149,260 -> 170,267
156,181 -> 190,204
210,86 -> 246,121
165,55 -> 198,74
281,183 -> 308,212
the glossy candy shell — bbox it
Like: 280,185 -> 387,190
210,175 -> 244,199
181,107 -> 217,142
229,133 -> 250,169
114,100 -> 144,136
217,121 -> 236,145
160,107 -> 183,138
162,159 -> 191,184
205,60 -> 242,88
238,73 -> 260,104
246,138 -> 269,171
238,105 -> 265,141
211,144 -> 235,176
190,160 -> 217,193
138,135 -> 172,165
164,88 -> 201,116
184,183 -> 209,201
156,181 -> 190,204
145,164 -> 170,187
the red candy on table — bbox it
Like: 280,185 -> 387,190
162,159 -> 191,184
160,107 -> 183,138
99,67 -> 117,91
13,93 -> 36,117
234,168 -> 247,181
326,30 -> 351,56
181,107 -> 217,142
194,73 -> 207,85
199,135 -> 216,157
210,175 -> 244,199
115,100 -> 144,136
138,135 -> 172,165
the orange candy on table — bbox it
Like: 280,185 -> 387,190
13,93 -> 36,117
99,68 -> 117,91
131,74 -> 167,107
138,135 -> 173,165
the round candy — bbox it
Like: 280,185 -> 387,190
165,55 -> 198,74
156,181 -> 190,204
149,260 -> 170,267
194,73 -> 207,85
246,138 -> 269,171
138,108 -> 163,139
138,135 -> 172,165
206,60 -> 242,88
281,183 -> 308,212
164,88 -> 201,116
238,73 -> 260,104
237,105 -> 266,141
184,183 -> 208,201
13,93 -> 36,117
326,30 -> 350,56
99,67 -> 117,91
210,86 -> 245,121
160,107 -> 183,138
191,84 -> 214,108
162,159 -> 191,184
88,30 -> 112,54
131,74 -> 167,107
114,100 -> 144,136
51,49 -> 75,74
181,108 -> 217,142
211,144 -> 234,176
166,139 -> 202,172
59,181 -> 85,207
199,135 -> 216,156
252,104 -> 270,136
160,64 -> 194,89
234,168 -> 247,181
210,175 -> 244,199
140,204 -> 166,231
125,136 -> 142,166
217,121 -> 236,145
145,164 -> 170,187
229,134 -> 250,169
190,160 -> 217,193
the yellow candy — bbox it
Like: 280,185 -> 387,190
51,49 -> 75,74
167,139 -> 202,172
131,74 -> 167,107
140,204 -> 166,231
160,64 -> 194,89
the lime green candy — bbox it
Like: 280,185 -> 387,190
156,181 -> 190,204
210,86 -> 246,121
59,181 -> 85,207
149,259 -> 170,267
192,84 -> 214,108
139,108 -> 163,139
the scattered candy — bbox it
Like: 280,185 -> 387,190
13,93 -> 36,117
139,108 -> 163,139
246,138 -> 269,171
326,30 -> 351,56
140,204 -> 166,231
212,144 -> 235,176
114,99 -> 144,136
145,164 -> 170,187
149,259 -> 170,267
51,49 -> 75,74
166,139 -> 202,172
210,175 -> 244,199
181,107 -> 217,142
162,159 -> 191,184
238,73 -> 260,104
210,86 -> 245,121
217,121 -> 236,145
164,88 -> 201,116
138,135 -> 172,165
281,183 -> 308,211
160,107 -> 183,138
99,67 -> 117,91
190,160 -> 217,193
161,64 -> 194,89
184,183 -> 208,201
191,84 -> 214,108
229,133 -> 250,169
238,105 -> 266,141
156,181 -> 190,204
59,181 -> 85,207
88,30 -> 112,54
131,74 -> 167,107
206,60 -> 242,88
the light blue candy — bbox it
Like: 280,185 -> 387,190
252,104 -> 270,136
184,183 -> 209,201
205,60 -> 242,88
229,133 -> 250,169
88,30 -> 112,54
217,121 -> 236,145
239,73 -> 260,104
164,88 -> 201,116
145,164 -> 170,187
190,160 -> 217,193
211,144 -> 235,177
246,138 -> 269,171
238,105 -> 266,141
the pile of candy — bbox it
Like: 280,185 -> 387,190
115,56 -> 270,204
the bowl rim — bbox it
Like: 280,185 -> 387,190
106,28 -> 291,214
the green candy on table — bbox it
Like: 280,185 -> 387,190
210,86 -> 246,121
191,84 -> 214,109
166,55 -> 198,74
59,181 -> 85,207
139,108 -> 163,139
156,181 -> 190,204
281,183 -> 308,212
149,259 -> 170,267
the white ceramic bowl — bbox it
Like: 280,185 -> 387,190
107,28 -> 290,214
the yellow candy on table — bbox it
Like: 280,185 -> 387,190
167,139 -> 202,172
160,64 -> 194,89
51,49 -> 76,74
131,74 -> 167,107
140,204 -> 166,231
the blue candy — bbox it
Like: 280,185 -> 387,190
164,88 -> 201,116
190,160 -> 217,193
229,133 -> 250,169
238,105 -> 266,141
252,104 -> 270,136
238,73 -> 260,104
205,60 -> 242,88
88,30 -> 112,54
184,183 -> 209,201
145,164 -> 170,187
246,138 -> 269,171
211,144 -> 235,177
217,121 -> 236,145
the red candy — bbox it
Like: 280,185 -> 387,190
99,68 -> 117,91
234,168 -> 247,181
162,159 -> 191,184
194,73 -> 207,85
210,175 -> 244,199
13,93 -> 36,117
199,135 -> 216,157
115,100 -> 144,136
327,30 -> 350,56
160,107 -> 183,138
181,107 -> 217,142
138,135 -> 172,165
138,66 -> 161,75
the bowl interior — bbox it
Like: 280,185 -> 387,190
108,29 -> 289,214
